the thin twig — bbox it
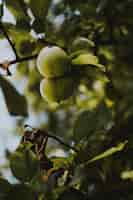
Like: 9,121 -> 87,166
0,54 -> 38,71
46,132 -> 78,153
0,22 -> 18,59
0,54 -> 38,75
9,54 -> 38,65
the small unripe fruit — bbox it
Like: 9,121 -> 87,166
37,46 -> 71,78
40,77 -> 76,102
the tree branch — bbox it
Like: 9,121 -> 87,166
24,125 -> 78,153
9,54 -> 38,65
0,54 -> 38,75
0,35 -> 66,75
0,22 -> 19,59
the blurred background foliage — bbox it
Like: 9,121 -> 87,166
0,0 -> 133,199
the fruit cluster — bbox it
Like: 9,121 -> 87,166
37,46 -> 78,103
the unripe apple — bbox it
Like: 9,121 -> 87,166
37,46 -> 71,78
40,77 -> 76,102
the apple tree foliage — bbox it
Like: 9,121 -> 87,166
0,0 -> 133,199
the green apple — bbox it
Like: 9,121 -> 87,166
37,46 -> 71,78
40,77 -> 77,102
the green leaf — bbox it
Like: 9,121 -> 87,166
73,103 -> 112,142
51,155 -> 74,170
73,110 -> 96,142
0,76 -> 28,116
94,103 -> 113,129
71,37 -> 94,52
29,0 -> 52,19
10,148 -> 39,182
121,170 -> 133,180
72,53 -> 105,71
5,0 -> 29,20
6,25 -> 36,55
58,188 -> 87,200
0,177 -> 12,199
72,53 -> 99,65
6,184 -> 35,200
88,140 -> 128,164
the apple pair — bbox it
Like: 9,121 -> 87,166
37,46 -> 77,103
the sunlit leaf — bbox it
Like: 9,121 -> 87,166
88,140 -> 128,164
51,155 -> 74,170
72,53 -> 105,71
72,53 -> 98,65
121,170 -> 133,180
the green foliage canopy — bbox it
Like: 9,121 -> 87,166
0,0 -> 133,199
